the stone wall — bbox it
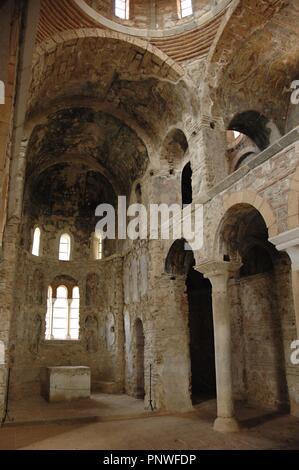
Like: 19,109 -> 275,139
123,242 -> 149,399
0,1 -> 20,248
9,252 -> 124,399
226,254 -> 297,411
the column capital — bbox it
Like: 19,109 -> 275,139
194,260 -> 241,279
269,227 -> 299,250
269,227 -> 299,270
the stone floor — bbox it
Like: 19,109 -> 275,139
6,393 -> 151,424
0,395 -> 299,450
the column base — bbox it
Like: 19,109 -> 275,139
213,416 -> 240,433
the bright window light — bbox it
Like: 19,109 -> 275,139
94,233 -> 103,260
115,0 -> 129,20
45,286 -> 52,339
32,227 -> 41,256
45,285 -> 80,340
59,233 -> 71,261
70,287 -> 80,340
179,0 -> 193,18
52,286 -> 68,340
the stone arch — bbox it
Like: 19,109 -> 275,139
24,100 -> 158,171
214,202 -> 291,411
228,111 -> 281,151
218,191 -> 278,255
160,128 -> 189,172
165,239 -> 194,277
30,29 -> 185,124
164,238 -> 215,404
34,29 -> 184,78
216,202 -> 278,266
50,274 -> 78,299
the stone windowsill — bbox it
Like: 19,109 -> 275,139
42,339 -> 82,345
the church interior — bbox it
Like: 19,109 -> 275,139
0,0 -> 299,451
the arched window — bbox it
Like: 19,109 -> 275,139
59,233 -> 71,261
32,227 -> 41,256
178,0 -> 193,18
45,285 -> 80,340
52,286 -> 68,339
115,0 -> 129,19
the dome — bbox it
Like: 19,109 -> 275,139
79,0 -> 232,36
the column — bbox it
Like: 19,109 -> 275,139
50,298 -> 56,340
151,273 -> 192,412
195,260 -> 241,433
270,227 -> 299,337
67,299 -> 72,340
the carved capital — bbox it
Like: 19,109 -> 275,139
194,260 -> 241,291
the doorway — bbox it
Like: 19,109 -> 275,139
187,268 -> 216,404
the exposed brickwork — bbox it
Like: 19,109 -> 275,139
0,0 -> 299,437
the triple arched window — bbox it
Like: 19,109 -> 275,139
45,285 -> 80,340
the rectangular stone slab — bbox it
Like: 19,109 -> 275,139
40,366 -> 91,402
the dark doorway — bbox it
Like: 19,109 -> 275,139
182,162 -> 192,206
135,318 -> 145,399
186,267 -> 216,404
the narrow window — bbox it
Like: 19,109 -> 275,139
179,0 -> 193,18
45,286 -> 53,340
115,0 -> 129,19
52,286 -> 69,339
94,233 -> 103,260
70,287 -> 80,340
59,233 -> 71,261
32,227 -> 41,256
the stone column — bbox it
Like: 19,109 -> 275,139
270,227 -> 299,337
66,299 -> 72,340
195,260 -> 241,433
151,272 -> 192,412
